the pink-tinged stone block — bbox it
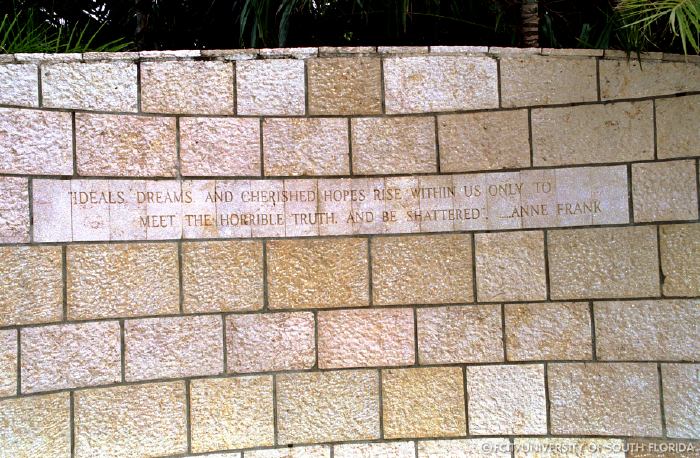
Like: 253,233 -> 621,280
349,177 -> 386,235
70,179 -> 110,241
144,179 -> 184,240
318,308 -> 415,369
32,179 -> 73,242
247,179 -> 286,238
0,176 -> 29,243
181,180 -> 219,239
317,178 -> 355,236
0,329 -> 17,396
283,179 -> 320,237
0,63 -> 38,107
237,59 -> 306,115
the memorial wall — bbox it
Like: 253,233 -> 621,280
0,46 -> 699,457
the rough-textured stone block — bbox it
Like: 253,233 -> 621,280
0,64 -> 38,106
417,305 -> 503,364
125,315 -> 223,381
660,224 -> 700,297
180,117 -> 260,176
42,62 -> 137,111
595,300 -> 700,361
308,57 -> 382,115
0,176 -> 29,243
438,110 -> 530,173
318,308 -> 415,368
246,446 -> 329,458
182,240 -> 263,313
76,113 -> 177,177
656,94 -> 700,159
383,56 -> 498,113
418,439 -> 511,457
74,382 -> 187,458
141,61 -> 233,114
276,370 -> 380,443
513,438 -> 625,458
548,363 -> 662,436
267,238 -> 369,309
226,312 -> 315,373
237,59 -> 305,115
548,226 -> 660,299
21,321 -> 121,393
600,60 -> 700,100
0,108 -> 72,175
0,393 -> 70,457
632,160 -> 698,222
500,56 -> 597,107
335,442 -> 415,457
626,439 -> 700,457
190,376 -> 274,452
532,101 -> 654,166
263,118 -> 349,176
351,116 -> 436,175
467,364 -> 547,435
372,234 -> 473,305
662,364 -> 700,439
505,302 -> 592,361
0,329 -> 17,396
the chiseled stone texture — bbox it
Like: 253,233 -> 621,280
0,329 -> 17,396
226,312 -> 315,373
20,321 -> 121,393
532,101 -> 654,166
74,382 -> 187,458
661,364 -> 700,439
548,226 -> 660,299
75,113 -> 177,177
237,59 -> 305,115
0,107 -> 72,175
417,304 -> 503,364
467,364 -> 547,435
505,302 -> 593,361
632,160 -> 698,222
383,56 -> 499,113
42,61 -> 137,111
182,240 -> 263,313
513,438 -> 626,458
438,110 -> 530,173
351,116 -> 436,175
190,376 -> 274,452
141,61 -> 233,114
0,176 -> 29,243
500,56 -> 597,107
0,246 -> 63,326
372,234 -> 473,305
475,231 -> 546,302
0,63 -> 38,106
656,94 -> 700,159
267,238 -> 369,309
318,308 -> 415,368
594,300 -> 700,361
600,59 -> 700,100
418,439 -> 511,457
276,370 -> 380,444
660,224 -> 700,297
308,57 -> 382,115
335,442 -> 415,457
246,446 -> 330,458
180,117 -> 260,176
0,393 -> 70,458
548,363 -> 662,436
263,118 -> 349,176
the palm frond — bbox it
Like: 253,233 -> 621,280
617,0 -> 700,54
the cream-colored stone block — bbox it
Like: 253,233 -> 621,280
0,329 -> 17,396
656,94 -> 700,159
662,364 -> 700,439
660,224 -> 700,296
335,442 -> 415,457
513,438 -> 626,458
0,63 -> 38,106
632,160 -> 698,222
237,59 -> 305,115
626,439 -> 700,457
0,176 -> 29,243
308,57 -> 382,115
600,59 -> 700,100
246,446 -> 329,458
418,438 -> 511,457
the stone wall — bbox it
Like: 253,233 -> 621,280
0,46 -> 699,457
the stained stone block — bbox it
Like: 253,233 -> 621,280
656,94 -> 700,159
0,176 -> 29,243
0,64 -> 38,106
600,59 -> 700,100
660,224 -> 700,297
307,57 -> 382,115
661,364 -> 700,439
0,329 -> 17,396
632,160 -> 698,222
237,59 -> 306,115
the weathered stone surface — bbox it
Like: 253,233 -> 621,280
467,364 -> 546,435
0,107 -> 72,175
548,226 -> 660,299
626,439 -> 700,457
662,364 -> 700,439
180,117 -> 260,176
190,376 -> 274,452
141,61 -> 233,114
656,94 -> 700,159
500,56 -> 597,107
246,446 -> 329,458
505,302 -> 592,361
600,59 -> 700,100
632,160 -> 698,222
595,300 -> 700,361
475,231 -> 546,302
532,101 -> 654,166
182,240 -> 263,313
383,56 -> 499,113
513,438 -> 626,458
351,116 -> 436,175
418,439 -> 511,457
74,382 -> 187,458
125,315 -> 223,381
372,234 -> 473,305
267,238 -> 369,309
20,321 -> 121,393
660,224 -> 700,297
42,61 -> 137,111
0,176 -> 29,243
318,308 -> 415,368
417,304 -> 503,364
335,442 -> 415,457
276,370 -> 380,443
263,118 -> 349,176
67,243 -> 180,320
0,329 -> 17,396
438,110 -> 530,172
226,312 -> 315,373
548,363 -> 662,436
0,393 -> 70,457
237,59 -> 305,115
75,113 -> 177,177
308,57 -> 382,115
0,64 -> 38,106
